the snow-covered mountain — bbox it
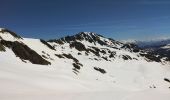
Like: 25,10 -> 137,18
122,38 -> 170,62
0,28 -> 170,100
134,39 -> 170,62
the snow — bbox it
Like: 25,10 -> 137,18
0,28 -> 4,31
161,44 -> 170,49
0,58 -> 170,100
0,29 -> 21,41
0,32 -> 170,100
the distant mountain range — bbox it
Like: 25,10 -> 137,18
123,39 -> 170,62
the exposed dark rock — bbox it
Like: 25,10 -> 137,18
108,50 -> 111,53
85,52 -> 89,56
87,48 -> 100,56
149,49 -> 170,62
78,52 -> 82,55
121,43 -> 140,53
76,32 -> 99,43
133,58 -> 138,60
153,85 -> 156,88
111,47 -> 119,50
122,55 -> 132,60
149,85 -> 156,88
91,47 -> 100,52
109,52 -> 116,58
40,39 -> 55,50
164,78 -> 170,83
73,63 -> 81,70
47,53 -> 50,56
42,51 -> 46,54
42,55 -> 48,59
72,62 -> 83,75
94,58 -> 98,61
134,42 -> 170,62
86,46 -> 101,56
48,32 -> 109,46
63,53 -> 79,63
97,39 -> 107,46
55,54 -> 64,58
0,28 -> 22,39
140,53 -> 161,62
102,56 -> 108,61
101,50 -> 106,54
0,40 -> 51,65
0,42 -> 5,51
70,41 -> 87,51
94,67 -> 106,74
65,36 -> 77,43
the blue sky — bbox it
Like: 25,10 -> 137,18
0,0 -> 170,40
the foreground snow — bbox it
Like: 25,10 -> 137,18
0,50 -> 170,100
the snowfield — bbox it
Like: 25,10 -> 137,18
0,30 -> 170,100
0,49 -> 170,100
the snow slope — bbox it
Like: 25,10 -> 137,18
0,29 -> 170,100
0,49 -> 170,100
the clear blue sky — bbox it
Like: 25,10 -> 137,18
0,0 -> 170,40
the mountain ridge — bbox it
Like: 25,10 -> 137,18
1,28 -> 170,100
0,28 -> 170,65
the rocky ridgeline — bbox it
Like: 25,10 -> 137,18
0,29 -> 170,66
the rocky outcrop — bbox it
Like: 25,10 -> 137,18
0,42 -> 5,51
94,67 -> 106,74
40,39 -> 55,50
164,78 -> 170,83
0,40 -> 51,65
70,41 -> 87,51
121,43 -> 140,52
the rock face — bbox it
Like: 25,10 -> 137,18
70,41 -> 87,51
0,40 -> 51,65
0,42 -> 5,51
48,32 -> 123,47
40,39 -> 56,50
94,67 -> 106,74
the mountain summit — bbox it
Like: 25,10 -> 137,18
48,32 -> 124,48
